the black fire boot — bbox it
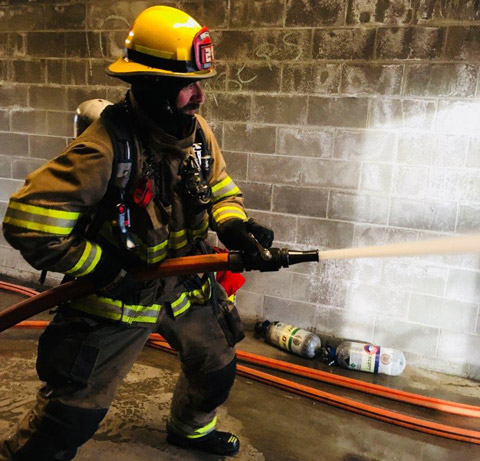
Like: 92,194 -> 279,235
167,429 -> 240,456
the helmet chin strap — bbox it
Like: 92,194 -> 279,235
131,79 -> 196,138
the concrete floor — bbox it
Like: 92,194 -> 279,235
1,280 -> 480,461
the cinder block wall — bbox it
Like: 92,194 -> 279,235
0,0 -> 479,378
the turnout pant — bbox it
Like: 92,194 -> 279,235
1,301 -> 236,461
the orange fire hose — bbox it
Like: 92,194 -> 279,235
147,339 -> 480,445
4,283 -> 480,444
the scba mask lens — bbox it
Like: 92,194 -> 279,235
193,26 -> 214,71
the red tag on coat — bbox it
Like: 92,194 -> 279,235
133,177 -> 153,207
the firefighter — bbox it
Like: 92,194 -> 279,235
0,6 -> 273,460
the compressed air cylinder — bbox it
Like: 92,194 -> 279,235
254,320 -> 321,359
331,341 -> 406,376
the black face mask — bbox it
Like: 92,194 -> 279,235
131,78 -> 198,138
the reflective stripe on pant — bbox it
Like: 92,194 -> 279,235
1,297 -> 236,458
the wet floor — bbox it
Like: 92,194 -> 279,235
1,279 -> 480,460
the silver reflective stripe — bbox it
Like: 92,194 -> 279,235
171,292 -> 191,318
69,295 -> 162,324
169,229 -> 188,250
212,205 -> 247,224
65,240 -> 103,277
211,176 -> 240,203
4,200 -> 80,235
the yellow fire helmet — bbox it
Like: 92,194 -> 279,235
107,6 -> 216,81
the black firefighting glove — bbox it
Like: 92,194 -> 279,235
86,251 -> 137,299
217,218 -> 274,253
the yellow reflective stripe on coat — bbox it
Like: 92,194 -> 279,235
186,279 -> 211,305
169,228 -> 188,250
136,237 -> 168,264
188,416 -> 218,439
211,176 -> 240,203
188,217 -> 209,241
212,205 -> 247,224
4,200 -> 81,235
69,295 -> 162,324
171,291 -> 191,317
65,240 -> 103,277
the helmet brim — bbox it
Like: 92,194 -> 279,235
106,57 -> 217,80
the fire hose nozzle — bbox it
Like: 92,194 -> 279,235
228,248 -> 319,273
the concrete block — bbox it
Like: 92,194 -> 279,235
0,132 -> 28,157
29,135 -> 67,160
226,63 -> 281,93
389,198 -> 457,232
308,97 -> 368,128
0,155 -> 11,178
282,63 -> 341,95
231,0 -> 284,27
272,185 -> 328,218
0,84 -> 27,107
382,260 -> 448,297
85,31 -> 108,59
334,130 -> 396,162
47,60 -> 87,86
0,178 -> 23,201
346,0 -> 413,25
316,275 -> 349,309
404,64 -> 477,98
376,27 -> 445,60
237,180 -> 272,211
243,270 -> 292,299
29,86 -> 67,111
341,64 -> 403,95
278,127 -> 333,158
106,86 -> 128,104
329,191 -> 389,225
297,217 -> 354,250
252,29 -> 312,62
360,163 -> 393,193
313,28 -> 375,60
347,283 -> 408,318
436,100 -> 480,134
247,155 -> 302,185
222,151 -> 248,181
392,165 -> 428,199
302,158 -> 360,189
214,30 -> 254,61
323,308 -> 375,343
409,294 -> 478,334
446,269 -> 480,303
437,331 -> 480,366
12,157 -> 45,180
445,26 -> 480,61
87,3 -> 147,30
223,123 -> 275,154
236,289 -> 265,320
101,30 -> 126,60
397,133 -> 468,167
10,59 -> 46,84
45,4 -> 86,30
182,0 -> 229,29
203,93 -> 251,123
252,95 -> 307,125
290,273 -> 322,304
263,296 -> 318,330
27,32 -> 65,58
369,99 -> 436,130
47,112 -> 74,138
457,204 -> 480,233
11,110 -> 47,135
8,33 -> 26,57
0,110 -> 8,131
66,87 -> 108,111
87,59 -> 114,86
8,5 -> 44,32
427,168 -> 480,202
466,135 -> 480,168
353,224 -> 418,247
373,316 -> 439,357
65,32 -> 89,59
286,0 -> 345,26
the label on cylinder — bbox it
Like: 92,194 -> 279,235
269,322 -> 310,356
348,343 -> 394,374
